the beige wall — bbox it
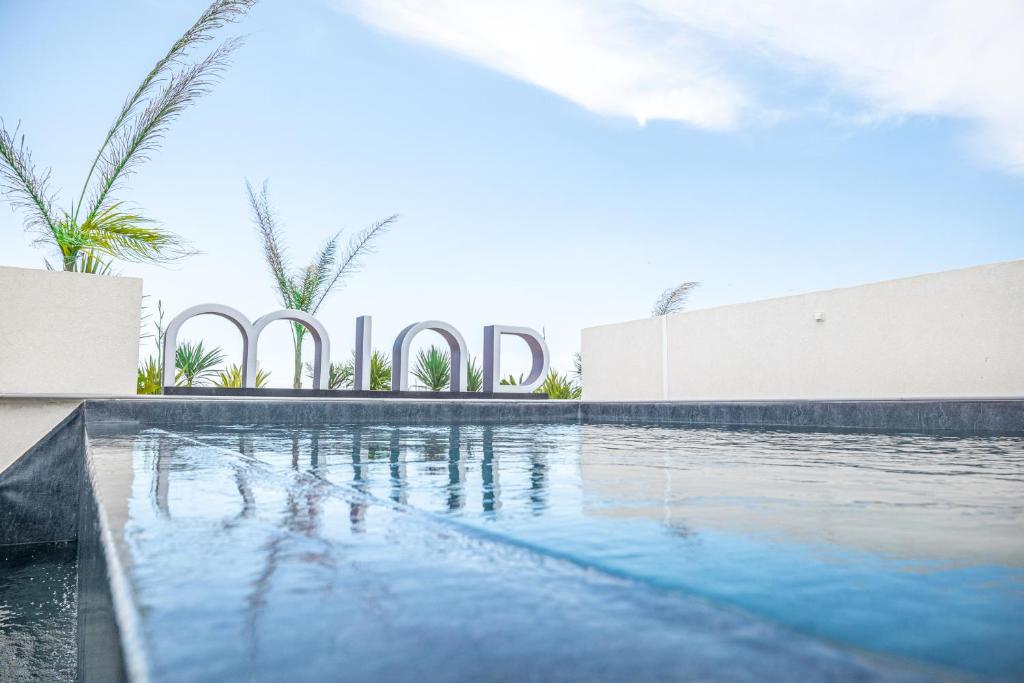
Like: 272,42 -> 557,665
0,266 -> 142,395
0,398 -> 82,472
582,260 -> 1024,401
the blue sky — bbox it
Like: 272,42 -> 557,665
2,0 -> 1022,385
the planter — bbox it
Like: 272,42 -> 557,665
0,266 -> 142,395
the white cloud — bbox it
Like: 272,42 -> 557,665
339,0 -> 1024,171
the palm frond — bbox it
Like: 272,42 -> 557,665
174,340 -> 226,387
74,0 -> 256,221
652,281 -> 700,317
215,363 -> 270,388
247,179 -> 294,307
137,355 -> 162,394
79,203 -> 194,264
467,355 -> 483,392
74,250 -> 115,274
412,345 -> 451,392
311,214 -> 397,312
305,350 -> 390,391
305,360 -> 354,390
369,349 -> 391,391
0,122 -> 57,236
86,38 -> 243,221
535,370 -> 582,399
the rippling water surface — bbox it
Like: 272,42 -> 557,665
0,542 -> 77,681
93,422 -> 1024,681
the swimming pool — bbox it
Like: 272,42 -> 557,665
80,416 -> 1023,681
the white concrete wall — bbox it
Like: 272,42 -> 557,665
582,260 -> 1024,401
0,266 -> 143,395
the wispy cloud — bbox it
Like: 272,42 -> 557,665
338,0 -> 1024,173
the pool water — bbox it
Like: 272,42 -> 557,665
0,542 -> 78,681
88,422 -> 1024,681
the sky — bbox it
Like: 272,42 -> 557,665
1,0 -> 1022,387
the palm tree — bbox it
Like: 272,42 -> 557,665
248,180 -> 397,388
215,363 -> 270,388
175,341 -> 225,387
0,0 -> 255,273
652,281 -> 699,316
412,345 -> 451,392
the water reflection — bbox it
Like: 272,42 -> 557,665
152,432 -> 173,516
446,426 -> 465,512
482,427 -> 501,516
151,425 -> 556,522
577,425 -> 1024,564
145,423 -> 1024,567
389,430 -> 406,505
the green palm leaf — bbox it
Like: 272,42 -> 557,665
534,370 -> 582,399
214,363 -> 270,388
306,349 -> 391,390
412,345 -> 451,392
467,356 -> 483,392
369,350 -> 392,391
137,355 -> 162,394
174,340 -> 226,387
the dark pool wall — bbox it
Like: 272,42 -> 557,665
81,397 -> 1024,435
76,458 -> 127,683
0,407 -> 126,682
0,408 -> 85,547
83,398 -> 582,428
580,398 -> 1024,434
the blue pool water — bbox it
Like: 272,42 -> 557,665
87,422 -> 1024,681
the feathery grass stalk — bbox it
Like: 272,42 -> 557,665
0,125 -> 55,235
652,281 -> 699,316
74,0 -> 255,223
